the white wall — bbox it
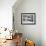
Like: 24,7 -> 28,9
13,0 -> 41,46
41,0 -> 46,46
0,0 -> 16,30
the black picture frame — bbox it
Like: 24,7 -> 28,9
21,13 -> 36,25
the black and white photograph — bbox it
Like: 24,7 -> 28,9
21,13 -> 36,25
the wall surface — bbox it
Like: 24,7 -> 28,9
0,0 -> 16,30
13,0 -> 41,46
41,0 -> 46,46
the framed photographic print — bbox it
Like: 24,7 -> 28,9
21,13 -> 36,25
